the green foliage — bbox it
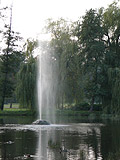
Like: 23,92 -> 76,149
14,1 -> 120,114
16,39 -> 37,110
16,59 -> 37,110
72,102 -> 90,111
56,109 -> 101,117
1,1 -> 120,115
108,68 -> 120,114
46,18 -> 85,108
72,103 -> 102,111
0,21 -> 24,110
44,2 -> 120,114
24,39 -> 38,59
101,1 -> 120,113
78,9 -> 105,107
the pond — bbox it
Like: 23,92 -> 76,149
0,116 -> 119,160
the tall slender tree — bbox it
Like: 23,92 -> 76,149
0,5 -> 24,110
78,9 -> 105,109
102,2 -> 120,113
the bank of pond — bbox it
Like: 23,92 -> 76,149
0,103 -> 120,121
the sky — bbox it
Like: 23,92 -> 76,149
1,0 -> 114,39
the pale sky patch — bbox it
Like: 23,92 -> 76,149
1,0 -> 114,39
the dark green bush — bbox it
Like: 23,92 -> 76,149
93,104 -> 102,111
72,102 -> 90,111
72,103 -> 102,111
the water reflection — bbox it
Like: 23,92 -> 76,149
0,117 -> 119,160
34,123 -> 103,160
36,130 -> 48,160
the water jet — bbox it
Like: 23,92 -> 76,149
36,42 -> 58,124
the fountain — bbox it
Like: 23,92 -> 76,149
34,42 -> 58,125
32,119 -> 50,125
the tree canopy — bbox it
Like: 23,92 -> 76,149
1,1 -> 120,114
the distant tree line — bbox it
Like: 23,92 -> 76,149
0,1 -> 120,114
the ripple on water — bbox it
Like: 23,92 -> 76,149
0,123 -> 69,132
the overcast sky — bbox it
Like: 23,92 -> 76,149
1,0 -> 115,39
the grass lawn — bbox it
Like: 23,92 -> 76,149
4,103 -> 19,109
0,103 -> 36,116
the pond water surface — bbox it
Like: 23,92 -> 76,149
0,116 -> 119,160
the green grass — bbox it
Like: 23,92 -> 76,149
0,109 -> 35,116
0,103 -> 36,116
4,103 -> 19,109
0,109 -> 36,116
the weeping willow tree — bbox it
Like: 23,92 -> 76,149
16,59 -> 37,109
16,39 -> 38,110
108,68 -> 120,114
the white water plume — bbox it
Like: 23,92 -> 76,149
37,42 -> 58,123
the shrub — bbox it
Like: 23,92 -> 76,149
93,104 -> 102,111
72,102 -> 90,111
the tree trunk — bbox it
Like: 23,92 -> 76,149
1,99 -> 5,111
61,95 -> 64,110
90,96 -> 94,111
0,5 -> 12,110
1,78 -> 7,110
10,103 -> 12,108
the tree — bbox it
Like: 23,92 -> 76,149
108,68 -> 120,114
100,1 -> 120,112
46,18 -> 80,108
16,39 -> 37,110
78,9 -> 105,109
0,6 -> 24,110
